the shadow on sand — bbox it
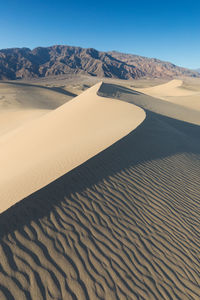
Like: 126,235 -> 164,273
0,81 -> 77,98
0,83 -> 200,237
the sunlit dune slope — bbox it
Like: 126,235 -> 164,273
0,82 -> 145,212
135,79 -> 200,111
0,82 -> 75,136
137,79 -> 188,96
0,82 -> 200,299
98,81 -> 200,125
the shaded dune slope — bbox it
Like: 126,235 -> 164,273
133,79 -> 200,112
0,84 -> 200,299
98,82 -> 200,125
0,82 -> 75,110
2,81 -> 77,102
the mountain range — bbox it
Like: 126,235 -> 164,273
0,45 -> 199,80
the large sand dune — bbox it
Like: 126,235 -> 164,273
0,80 -> 200,299
0,82 -> 145,212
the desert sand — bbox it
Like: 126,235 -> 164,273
136,79 -> 200,111
0,78 -> 200,299
0,82 -> 75,136
0,81 -> 145,212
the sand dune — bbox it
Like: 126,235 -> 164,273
99,81 -> 200,125
0,81 -> 200,299
0,109 -> 49,136
137,79 -> 187,96
0,82 -> 75,136
0,82 -> 145,212
136,79 -> 200,111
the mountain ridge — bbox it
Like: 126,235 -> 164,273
0,45 -> 199,80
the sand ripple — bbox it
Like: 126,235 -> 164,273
0,84 -> 200,299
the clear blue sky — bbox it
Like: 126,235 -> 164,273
0,0 -> 199,69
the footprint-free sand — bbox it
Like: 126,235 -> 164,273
0,79 -> 200,299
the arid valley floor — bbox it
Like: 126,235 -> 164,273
0,75 -> 200,299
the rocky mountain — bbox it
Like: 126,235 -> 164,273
109,51 -> 199,79
0,45 -> 199,80
196,68 -> 200,73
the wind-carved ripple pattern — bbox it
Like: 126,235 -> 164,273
0,85 -> 200,299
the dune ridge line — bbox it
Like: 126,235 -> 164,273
136,79 -> 200,109
0,82 -> 145,213
0,81 -> 200,299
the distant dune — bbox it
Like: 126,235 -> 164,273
0,81 -> 75,136
0,79 -> 200,299
136,79 -> 200,111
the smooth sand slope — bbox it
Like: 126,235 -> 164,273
0,82 -> 145,212
0,81 -> 200,299
136,79 -> 200,111
0,82 -> 75,136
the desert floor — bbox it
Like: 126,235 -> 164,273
0,75 -> 200,299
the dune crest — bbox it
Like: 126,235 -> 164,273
0,82 -> 200,299
137,79 -> 187,97
136,79 -> 200,111
0,82 -> 145,213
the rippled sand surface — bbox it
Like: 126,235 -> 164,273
0,80 -> 200,299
